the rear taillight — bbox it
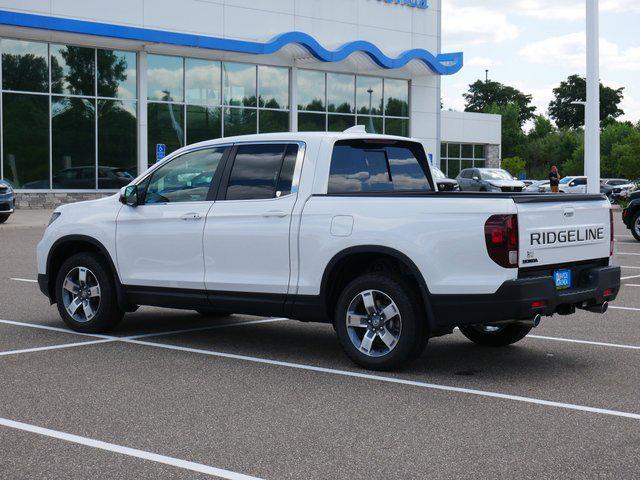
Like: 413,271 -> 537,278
610,209 -> 614,257
485,214 -> 519,268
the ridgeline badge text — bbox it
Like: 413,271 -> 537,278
378,0 -> 429,10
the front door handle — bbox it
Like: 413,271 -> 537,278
181,212 -> 202,221
262,210 -> 288,218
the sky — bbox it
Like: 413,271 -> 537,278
441,0 -> 640,125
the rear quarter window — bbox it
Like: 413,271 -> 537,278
328,140 -> 433,194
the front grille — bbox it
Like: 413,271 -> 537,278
500,186 -> 523,193
438,183 -> 456,191
0,202 -> 10,211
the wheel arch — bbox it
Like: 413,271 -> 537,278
46,235 -> 128,309
320,245 -> 437,332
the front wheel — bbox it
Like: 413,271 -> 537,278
459,323 -> 532,347
335,273 -> 428,371
631,211 -> 640,242
55,253 -> 124,333
0,213 -> 10,224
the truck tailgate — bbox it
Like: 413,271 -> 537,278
516,197 -> 611,268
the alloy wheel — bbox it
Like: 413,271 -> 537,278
345,289 -> 402,357
62,267 -> 101,323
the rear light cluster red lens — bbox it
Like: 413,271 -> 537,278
485,214 -> 519,268
610,209 -> 614,257
531,301 -> 547,309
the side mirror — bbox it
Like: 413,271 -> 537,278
569,182 -> 576,187
472,176 -> 480,182
119,185 -> 139,207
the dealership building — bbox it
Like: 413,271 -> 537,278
0,1 -> 500,207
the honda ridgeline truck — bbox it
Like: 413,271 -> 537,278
37,129 -> 621,370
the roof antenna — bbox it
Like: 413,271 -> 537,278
343,125 -> 367,134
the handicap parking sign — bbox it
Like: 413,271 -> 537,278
156,144 -> 166,162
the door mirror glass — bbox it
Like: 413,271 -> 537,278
569,182 -> 576,187
120,185 -> 139,206
472,176 -> 480,181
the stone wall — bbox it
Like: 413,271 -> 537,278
15,192 -> 114,209
485,145 -> 501,169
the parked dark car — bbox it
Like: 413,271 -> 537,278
456,168 -> 525,192
622,194 -> 640,241
0,179 -> 15,223
601,178 -> 633,204
431,166 -> 459,191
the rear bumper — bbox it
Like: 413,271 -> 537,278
431,265 -> 621,328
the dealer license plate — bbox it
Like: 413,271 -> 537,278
554,269 -> 572,290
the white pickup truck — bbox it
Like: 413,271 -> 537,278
37,130 -> 621,370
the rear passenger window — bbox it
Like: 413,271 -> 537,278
328,140 -> 432,193
225,143 -> 299,200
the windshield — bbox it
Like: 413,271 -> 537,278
480,169 -> 514,181
559,177 -> 574,184
431,167 -> 446,179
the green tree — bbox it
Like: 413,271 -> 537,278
548,75 -> 624,130
464,80 -> 536,126
501,156 -> 526,177
610,131 -> 640,179
486,103 -> 524,158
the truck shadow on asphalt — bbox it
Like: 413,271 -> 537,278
114,310 -> 598,384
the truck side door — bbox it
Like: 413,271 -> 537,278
203,143 -> 302,299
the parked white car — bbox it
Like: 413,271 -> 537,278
559,176 -> 588,193
37,130 -> 621,370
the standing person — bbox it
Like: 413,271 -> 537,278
549,165 -> 560,193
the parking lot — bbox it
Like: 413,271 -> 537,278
1,209 -> 639,479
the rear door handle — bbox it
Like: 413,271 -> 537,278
181,212 -> 202,221
262,210 -> 288,218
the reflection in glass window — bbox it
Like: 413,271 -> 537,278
2,93 -> 50,188
259,110 -> 289,133
357,116 -> 383,134
147,54 -> 183,102
298,112 -> 325,132
186,105 -> 222,144
2,39 -> 49,93
52,97 -> 96,189
225,144 -> 289,200
145,148 -> 225,204
384,118 -> 409,137
448,143 -> 461,158
356,76 -> 383,115
384,78 -> 409,117
328,115 -> 355,132
223,63 -> 256,107
297,70 -> 325,111
474,144 -> 486,159
224,108 -> 257,137
461,144 -> 474,159
148,103 -> 185,166
51,45 -> 95,97
387,147 -> 430,191
327,73 -> 354,113
276,144 -> 299,196
186,59 -> 221,106
98,50 -> 136,99
98,100 -> 137,189
259,66 -> 289,109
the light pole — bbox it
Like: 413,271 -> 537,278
367,87 -> 375,133
585,0 -> 600,193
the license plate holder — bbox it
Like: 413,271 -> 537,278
554,269 -> 572,290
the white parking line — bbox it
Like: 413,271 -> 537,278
9,278 -> 37,283
0,417 -> 262,480
610,306 -> 640,312
527,335 -> 640,350
0,339 -> 115,357
123,338 -> 640,421
622,274 -> 640,280
127,317 -> 289,340
0,319 -> 114,339
624,284 -> 640,288
616,252 -> 640,256
621,266 -> 640,269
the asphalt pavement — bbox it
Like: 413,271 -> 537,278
0,208 -> 639,479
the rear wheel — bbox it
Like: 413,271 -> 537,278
0,213 -> 10,224
55,253 -> 124,333
335,273 -> 428,371
459,323 -> 532,347
631,211 -> 640,242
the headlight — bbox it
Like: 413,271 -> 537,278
48,212 -> 61,226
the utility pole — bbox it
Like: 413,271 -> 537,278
485,69 -> 489,83
585,0 -> 600,193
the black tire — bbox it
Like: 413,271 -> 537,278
459,323 -> 532,347
0,213 -> 10,224
631,211 -> 640,242
55,252 -> 124,333
334,273 -> 428,371
196,308 -> 232,318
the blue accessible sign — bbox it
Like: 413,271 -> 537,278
156,144 -> 166,162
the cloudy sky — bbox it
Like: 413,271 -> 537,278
441,0 -> 640,124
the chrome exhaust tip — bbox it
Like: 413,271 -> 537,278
517,314 -> 542,328
580,301 -> 609,314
